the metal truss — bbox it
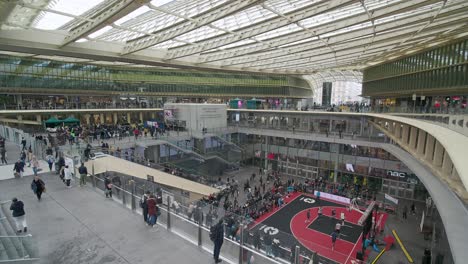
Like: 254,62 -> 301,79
166,0 -> 357,59
0,0 -> 467,75
61,0 -> 150,46
122,0 -> 264,54
198,0 -> 444,63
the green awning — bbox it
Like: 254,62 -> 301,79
62,117 -> 80,123
44,117 -> 62,124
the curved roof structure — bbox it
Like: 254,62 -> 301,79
1,0 -> 468,83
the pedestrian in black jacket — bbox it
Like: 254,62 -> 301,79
10,198 -> 27,233
31,176 -> 45,200
78,163 -> 88,187
213,219 -> 224,263
13,159 -> 24,178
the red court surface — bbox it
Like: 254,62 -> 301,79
249,192 -> 388,264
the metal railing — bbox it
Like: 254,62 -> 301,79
76,169 -> 340,264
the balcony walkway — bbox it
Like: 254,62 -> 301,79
0,172 -> 216,264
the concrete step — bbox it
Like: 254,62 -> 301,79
0,218 -> 20,260
0,204 -> 37,260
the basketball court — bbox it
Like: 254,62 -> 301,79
249,192 -> 387,264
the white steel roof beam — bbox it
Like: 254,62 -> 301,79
198,0 -> 444,63
122,0 -> 264,54
61,0 -> 150,46
0,0 -> 20,24
218,6 -> 468,66
233,17 -> 466,68
166,0 -> 358,60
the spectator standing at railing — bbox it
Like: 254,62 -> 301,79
78,163 -> 88,187
146,194 -> 158,228
211,219 -> 224,263
140,191 -> 150,223
104,176 -> 112,198
1,147 -> 7,164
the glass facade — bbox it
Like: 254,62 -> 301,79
0,56 -> 311,98
362,39 -> 468,97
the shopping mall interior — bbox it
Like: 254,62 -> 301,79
0,0 -> 467,264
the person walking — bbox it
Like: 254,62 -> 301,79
78,163 -> 88,187
13,159 -> 24,178
64,165 -> 72,188
331,230 -> 338,250
317,206 -> 323,219
27,147 -> 33,167
305,209 -> 311,223
31,155 -> 39,176
140,191 -> 150,223
21,137 -> 26,150
46,154 -> 54,171
212,219 -> 225,263
146,194 -> 157,228
264,232 -> 273,257
10,198 -> 27,233
1,147 -> 7,164
403,205 -> 408,220
31,176 -> 45,201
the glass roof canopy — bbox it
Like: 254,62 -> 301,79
1,0 -> 468,86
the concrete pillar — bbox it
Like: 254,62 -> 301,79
387,122 -> 394,134
433,141 -> 444,167
416,130 -> 426,155
100,113 -> 104,124
151,112 -> 156,119
36,115 -> 42,123
394,123 -> 402,139
139,112 -> 144,123
442,152 -> 453,174
127,113 -> 131,124
113,113 -> 118,124
424,134 -> 435,161
17,115 -> 22,122
409,127 -> 418,150
401,125 -> 409,144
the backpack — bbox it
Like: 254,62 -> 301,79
209,225 -> 216,241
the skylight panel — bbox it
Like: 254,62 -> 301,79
153,40 -> 185,49
114,6 -> 152,26
88,26 -> 113,38
50,0 -> 105,16
34,12 -> 73,30
151,0 -> 175,8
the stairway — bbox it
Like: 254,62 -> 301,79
0,202 -> 38,263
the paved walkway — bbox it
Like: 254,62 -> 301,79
0,172 -> 215,264
0,141 -> 49,181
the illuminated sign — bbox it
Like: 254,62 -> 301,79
386,170 -> 406,178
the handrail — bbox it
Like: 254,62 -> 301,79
0,234 -> 33,238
